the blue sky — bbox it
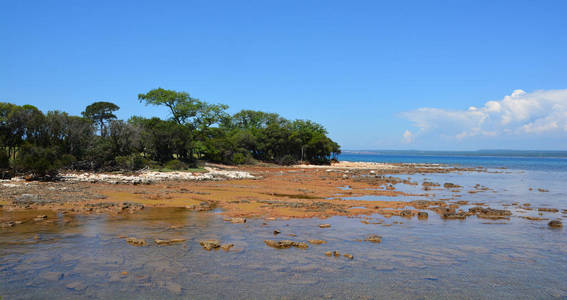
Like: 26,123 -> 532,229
1,0 -> 566,150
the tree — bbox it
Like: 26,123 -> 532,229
82,101 -> 120,137
138,88 -> 200,126
194,102 -> 229,130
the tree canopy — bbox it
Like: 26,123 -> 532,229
0,88 -> 340,179
81,101 -> 120,136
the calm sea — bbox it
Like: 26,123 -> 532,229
339,151 -> 567,172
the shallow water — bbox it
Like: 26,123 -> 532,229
1,168 -> 567,299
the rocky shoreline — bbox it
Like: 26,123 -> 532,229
0,162 -> 564,230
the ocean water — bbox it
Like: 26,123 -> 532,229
1,153 -> 566,299
339,151 -> 567,172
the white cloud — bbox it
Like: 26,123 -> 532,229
402,89 -> 567,142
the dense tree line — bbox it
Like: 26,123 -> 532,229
0,88 -> 340,179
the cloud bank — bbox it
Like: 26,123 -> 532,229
402,89 -> 567,143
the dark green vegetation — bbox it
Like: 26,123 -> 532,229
0,89 -> 340,179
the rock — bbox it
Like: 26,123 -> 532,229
411,200 -> 431,209
226,217 -> 246,224
548,220 -> 563,228
199,239 -> 221,250
319,224 -> 331,228
221,243 -> 234,251
468,207 -> 511,219
521,216 -> 548,221
364,234 -> 382,243
1,221 -> 15,228
273,229 -> 281,235
443,182 -> 462,189
264,240 -> 294,249
324,251 -> 333,256
126,237 -> 147,246
441,211 -> 468,220
154,239 -> 186,245
399,210 -> 413,217
34,215 -> 48,221
537,188 -> 549,192
333,251 -> 341,257
538,208 -> 559,213
417,212 -> 428,219
308,239 -> 327,245
264,240 -> 308,249
344,253 -> 354,259
66,281 -> 87,291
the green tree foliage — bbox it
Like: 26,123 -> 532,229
15,144 -> 63,179
82,101 -> 120,136
138,88 -> 200,125
0,90 -> 340,179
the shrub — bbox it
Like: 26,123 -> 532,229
278,154 -> 297,166
16,144 -> 62,179
232,152 -> 253,165
115,153 -> 147,171
163,159 -> 188,170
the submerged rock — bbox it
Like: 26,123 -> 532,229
40,271 -> 64,281
200,239 -> 221,250
417,212 -> 429,219
308,239 -> 327,245
154,239 -> 186,245
399,210 -> 413,217
166,282 -> 183,295
469,207 -> 511,219
126,237 -> 147,246
221,243 -> 234,251
440,207 -> 469,219
226,217 -> 246,224
521,216 -> 548,221
364,234 -> 382,243
66,281 -> 87,291
264,240 -> 295,249
264,240 -> 309,249
538,208 -> 559,213
443,182 -> 462,189
548,220 -> 563,228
